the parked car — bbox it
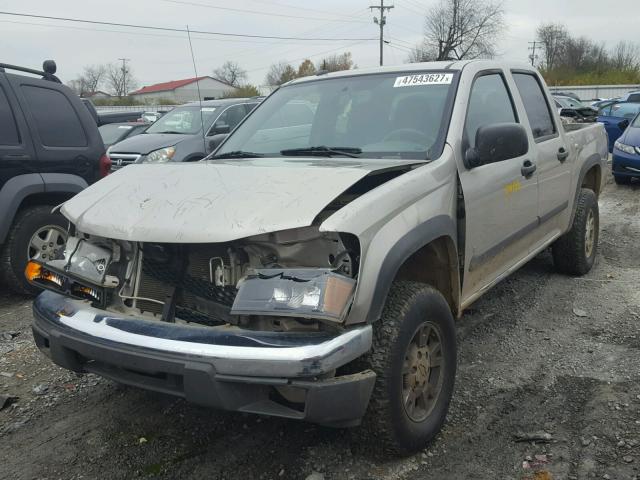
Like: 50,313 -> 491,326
554,95 -> 597,122
590,98 -> 617,110
141,111 -> 163,123
597,101 -> 640,151
617,90 -> 640,102
611,112 -> 640,184
553,91 -> 581,101
97,110 -> 146,126
99,122 -> 149,149
29,61 -> 607,454
107,98 -> 260,170
0,60 -> 109,294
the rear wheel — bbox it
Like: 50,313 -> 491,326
362,282 -> 456,455
0,206 -> 68,294
552,188 -> 599,276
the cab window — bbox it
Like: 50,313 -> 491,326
464,73 -> 517,146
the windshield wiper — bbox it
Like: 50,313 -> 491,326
212,150 -> 264,159
153,131 -> 184,135
280,146 -> 362,158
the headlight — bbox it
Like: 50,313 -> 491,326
144,146 -> 176,163
231,269 -> 356,322
614,140 -> 636,155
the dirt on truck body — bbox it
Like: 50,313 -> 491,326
24,60 -> 608,454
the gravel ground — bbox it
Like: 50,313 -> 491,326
1,178 -> 639,480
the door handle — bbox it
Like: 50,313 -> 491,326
557,147 -> 569,162
521,160 -> 536,178
2,154 -> 31,161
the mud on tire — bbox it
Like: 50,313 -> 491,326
552,188 -> 599,276
361,281 -> 457,455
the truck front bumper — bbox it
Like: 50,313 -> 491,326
32,291 -> 375,427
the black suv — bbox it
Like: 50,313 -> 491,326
0,61 -> 109,294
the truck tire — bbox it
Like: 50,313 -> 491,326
362,281 -> 456,455
0,206 -> 68,295
552,188 -> 599,276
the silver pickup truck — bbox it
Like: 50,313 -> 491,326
27,60 -> 608,454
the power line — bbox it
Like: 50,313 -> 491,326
370,1 -> 394,66
160,0 -> 369,23
0,11 -> 377,41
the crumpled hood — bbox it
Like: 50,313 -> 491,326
109,133 -> 187,155
61,158 -> 424,243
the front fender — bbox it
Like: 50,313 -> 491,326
320,153 -> 458,324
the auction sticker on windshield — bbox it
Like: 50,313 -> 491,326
393,73 -> 453,87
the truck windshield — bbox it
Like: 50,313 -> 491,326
146,106 -> 217,135
215,71 -> 457,160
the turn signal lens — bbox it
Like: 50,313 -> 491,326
25,261 -> 42,281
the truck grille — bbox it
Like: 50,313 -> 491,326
135,247 -> 237,325
109,153 -> 141,172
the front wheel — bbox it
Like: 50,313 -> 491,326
0,206 -> 68,294
362,282 -> 457,455
552,188 -> 599,276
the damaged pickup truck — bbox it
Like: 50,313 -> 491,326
28,61 -> 608,454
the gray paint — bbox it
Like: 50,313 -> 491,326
40,173 -> 88,194
0,174 -> 45,242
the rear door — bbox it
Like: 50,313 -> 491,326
0,73 -> 36,190
7,74 -> 103,183
512,71 -> 571,229
458,71 -> 539,296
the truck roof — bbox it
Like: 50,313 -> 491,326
286,59 -> 538,86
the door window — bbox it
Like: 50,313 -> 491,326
513,73 -> 556,140
609,103 -> 640,119
464,73 -> 517,146
22,85 -> 87,147
0,84 -> 20,145
214,104 -> 247,132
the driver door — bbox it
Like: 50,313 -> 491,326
458,72 -> 539,301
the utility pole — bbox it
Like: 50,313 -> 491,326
370,1 -> 394,66
118,58 -> 130,97
527,41 -> 540,67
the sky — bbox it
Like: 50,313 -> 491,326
1,0 -> 639,90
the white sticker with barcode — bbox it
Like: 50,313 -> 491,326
393,73 -> 453,87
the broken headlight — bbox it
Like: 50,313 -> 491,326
231,269 -> 356,322
25,236 -> 118,307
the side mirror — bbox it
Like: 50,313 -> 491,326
464,123 -> 529,169
618,119 -> 630,130
207,133 -> 228,153
213,123 -> 231,135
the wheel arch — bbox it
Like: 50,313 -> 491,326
568,153 -> 604,227
366,215 -> 460,323
0,173 -> 86,244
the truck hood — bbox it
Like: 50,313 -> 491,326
108,133 -> 188,155
61,158 -> 425,243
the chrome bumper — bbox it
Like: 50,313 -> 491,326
32,291 -> 372,378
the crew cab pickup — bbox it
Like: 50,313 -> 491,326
28,61 -> 608,454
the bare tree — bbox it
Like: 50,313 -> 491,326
265,62 -> 297,86
316,52 -> 355,72
536,23 -> 568,71
81,65 -> 106,93
611,41 -> 640,71
407,45 -> 436,63
107,62 -> 138,97
421,0 -> 504,61
213,61 -> 247,87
